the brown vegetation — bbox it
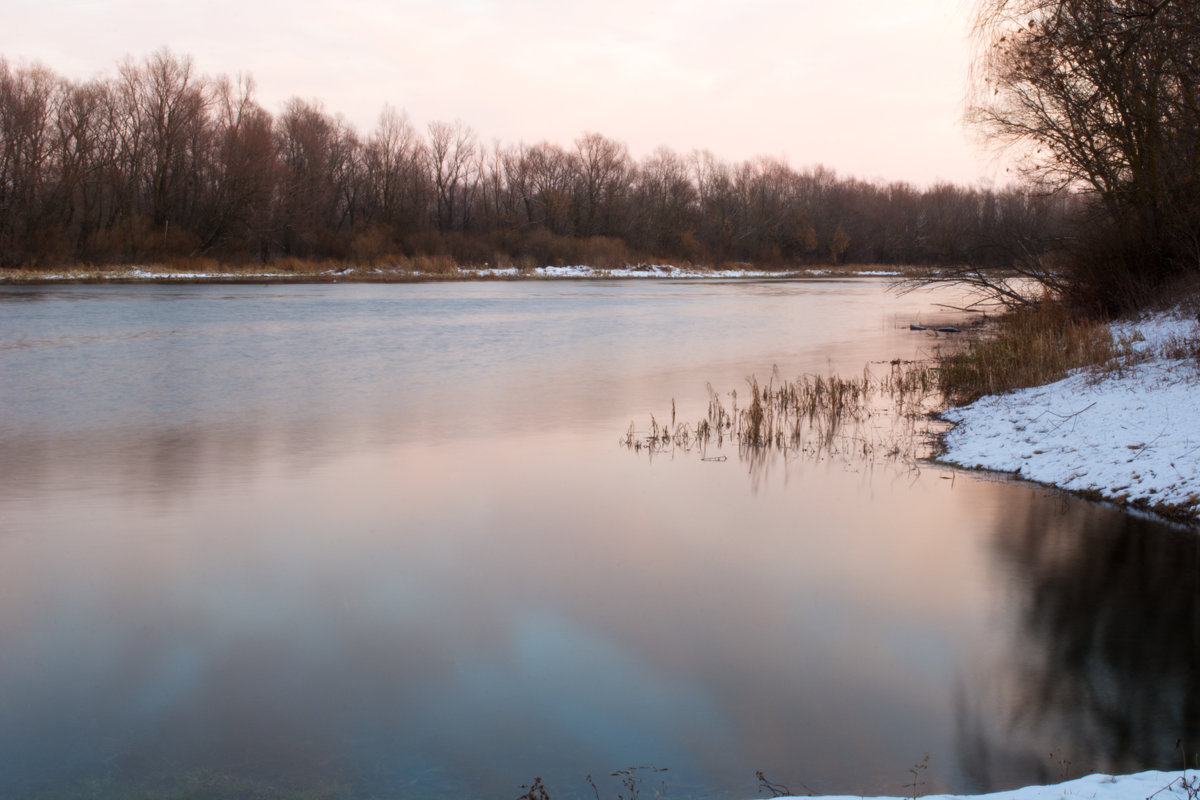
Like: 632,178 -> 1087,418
624,362 -> 944,466
936,301 -> 1120,403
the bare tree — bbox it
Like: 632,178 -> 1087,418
426,119 -> 475,231
573,132 -> 630,236
523,141 -> 575,235
0,59 -> 61,263
50,77 -> 108,255
364,105 -> 423,234
969,0 -> 1200,309
276,98 -> 340,256
328,115 -> 363,234
118,48 -> 209,243
474,140 -> 511,231
199,73 -> 277,256
634,147 -> 698,255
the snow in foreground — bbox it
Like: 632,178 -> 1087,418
769,772 -> 1197,800
940,311 -> 1200,521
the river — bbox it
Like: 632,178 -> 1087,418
0,279 -> 1195,800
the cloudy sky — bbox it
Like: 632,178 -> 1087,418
4,0 -> 997,185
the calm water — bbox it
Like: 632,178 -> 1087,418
0,280 -> 1196,800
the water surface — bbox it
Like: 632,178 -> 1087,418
0,280 -> 1195,800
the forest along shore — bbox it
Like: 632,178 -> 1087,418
937,309 -> 1200,525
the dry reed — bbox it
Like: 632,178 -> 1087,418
623,361 -> 945,466
935,301 -> 1121,404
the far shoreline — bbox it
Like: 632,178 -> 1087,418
0,263 -> 920,285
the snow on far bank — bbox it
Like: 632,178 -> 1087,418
470,264 -> 901,279
768,771 -> 1198,800
0,264 -> 901,282
940,310 -> 1200,522
0,266 -> 308,280
474,263 -> 758,278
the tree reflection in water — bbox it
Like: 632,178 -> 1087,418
959,491 -> 1200,790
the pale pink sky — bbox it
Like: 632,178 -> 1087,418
4,0 -> 997,185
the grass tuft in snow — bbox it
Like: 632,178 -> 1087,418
937,299 -> 1200,409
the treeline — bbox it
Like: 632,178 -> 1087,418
1,49 -> 1068,269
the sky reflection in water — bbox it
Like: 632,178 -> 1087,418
0,281 -> 1195,800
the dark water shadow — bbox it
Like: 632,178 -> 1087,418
955,490 -> 1200,790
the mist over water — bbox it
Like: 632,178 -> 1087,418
0,281 -> 1194,800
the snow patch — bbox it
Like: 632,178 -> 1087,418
468,264 -> 790,279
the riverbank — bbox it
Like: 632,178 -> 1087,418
769,771 -> 1198,800
937,308 -> 1200,525
0,263 -> 904,283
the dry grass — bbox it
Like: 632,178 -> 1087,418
1157,324 -> 1200,364
621,302 -> 1146,467
162,256 -> 225,273
623,361 -> 945,466
936,301 -> 1120,404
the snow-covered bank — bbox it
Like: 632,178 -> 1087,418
769,771 -> 1198,800
940,311 -> 1200,523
